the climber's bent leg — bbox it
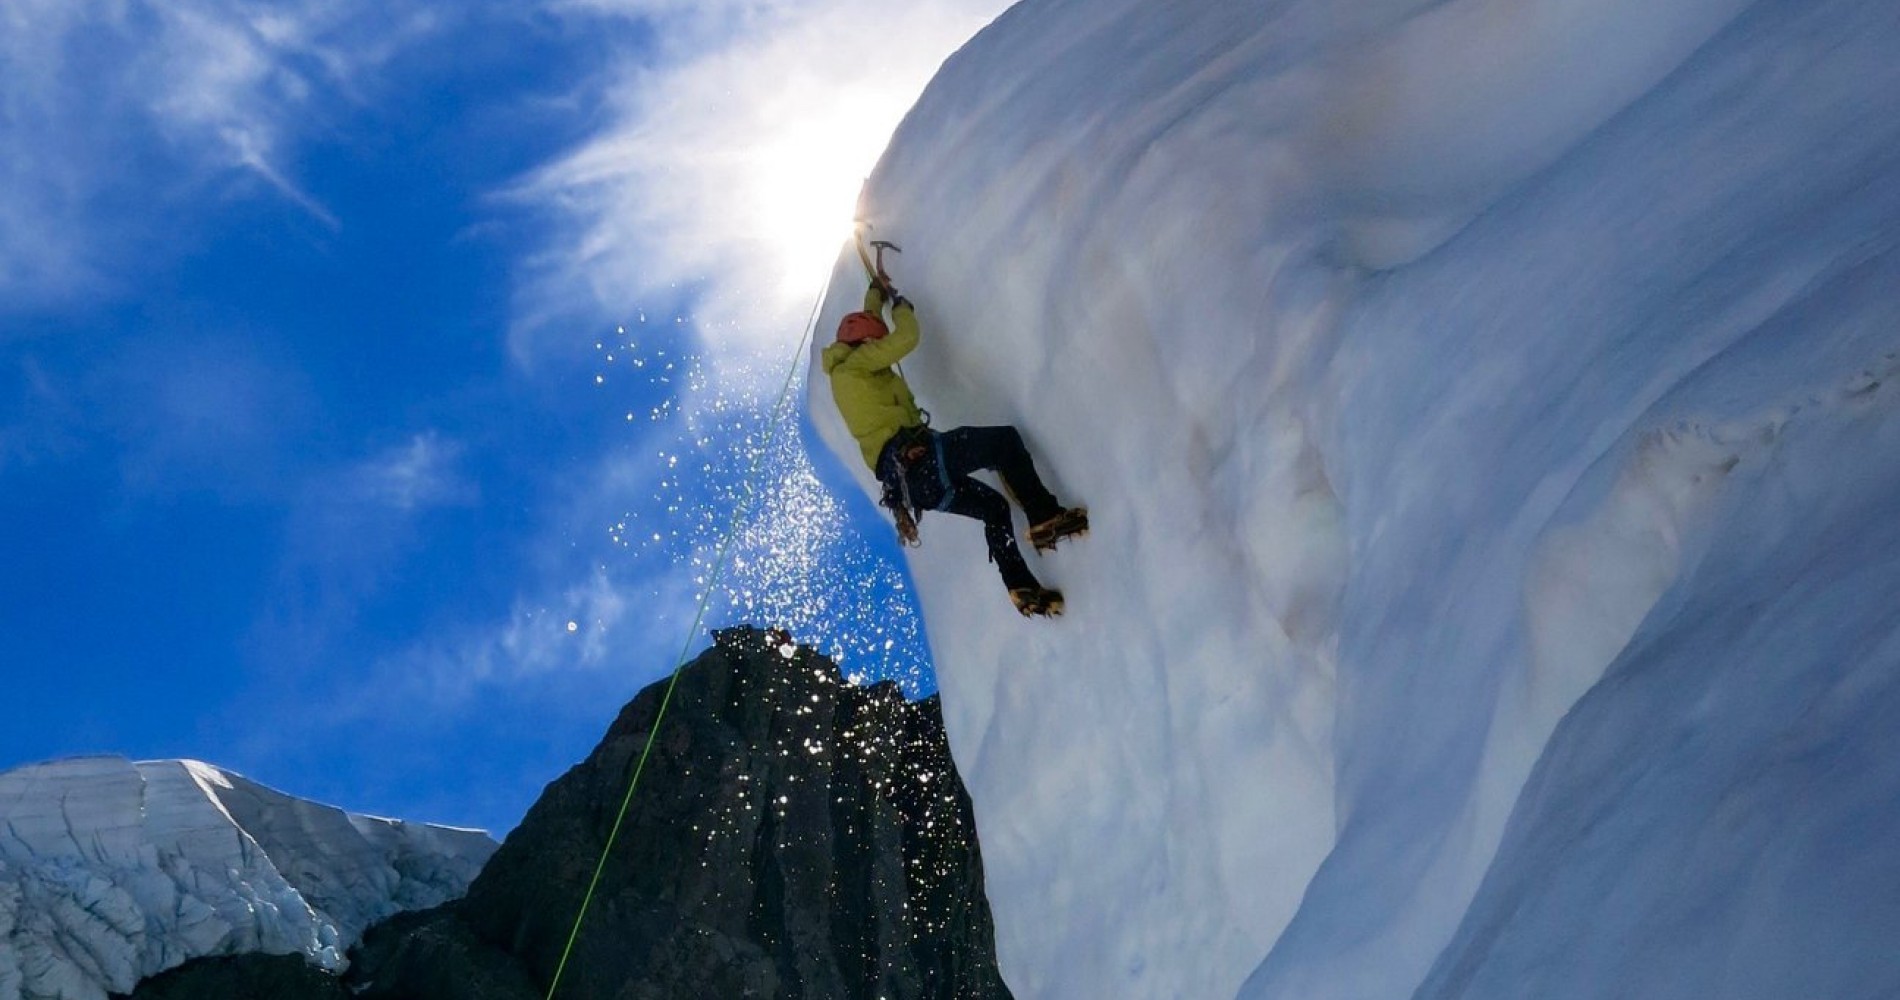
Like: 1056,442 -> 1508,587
939,477 -> 1040,592
937,425 -> 1061,525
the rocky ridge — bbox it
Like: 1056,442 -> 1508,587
122,627 -> 1013,999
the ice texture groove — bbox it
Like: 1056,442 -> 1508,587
0,757 -> 496,1000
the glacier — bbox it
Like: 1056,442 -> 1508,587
807,0 -> 1900,997
0,756 -> 495,1000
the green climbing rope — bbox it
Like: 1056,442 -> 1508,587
542,281 -> 829,1000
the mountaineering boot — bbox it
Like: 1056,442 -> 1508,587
1010,587 -> 1066,618
1029,507 -> 1090,553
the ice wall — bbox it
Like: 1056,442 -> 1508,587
808,0 -> 1900,997
0,757 -> 496,1000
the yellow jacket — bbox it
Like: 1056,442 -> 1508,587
821,285 -> 925,470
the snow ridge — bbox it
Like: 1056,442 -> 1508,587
0,756 -> 496,1000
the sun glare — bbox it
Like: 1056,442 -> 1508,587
746,90 -> 905,301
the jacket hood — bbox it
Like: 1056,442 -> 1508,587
820,340 -> 856,374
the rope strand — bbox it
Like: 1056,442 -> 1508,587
543,280 -> 829,1000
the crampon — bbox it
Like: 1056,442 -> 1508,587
1009,587 -> 1066,618
1029,507 -> 1090,553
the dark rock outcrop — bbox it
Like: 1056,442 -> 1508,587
112,953 -> 347,1000
128,627 -> 1013,1000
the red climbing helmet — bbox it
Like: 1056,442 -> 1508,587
836,311 -> 889,345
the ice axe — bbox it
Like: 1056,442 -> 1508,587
870,240 -> 901,283
855,222 -> 904,296
854,227 -> 903,298
868,241 -> 902,299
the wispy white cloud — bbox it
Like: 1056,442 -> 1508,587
289,431 -> 478,568
251,428 -> 479,672
375,550 -> 704,716
509,0 -> 1014,370
348,432 -> 476,512
309,438 -> 698,721
491,567 -> 657,679
221,126 -> 344,231
0,0 -> 442,309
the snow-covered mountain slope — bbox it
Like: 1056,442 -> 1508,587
808,0 -> 1900,997
0,756 -> 496,1000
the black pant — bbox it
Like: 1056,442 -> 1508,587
886,426 -> 1061,591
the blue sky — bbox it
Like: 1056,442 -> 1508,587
1,0 -> 1006,836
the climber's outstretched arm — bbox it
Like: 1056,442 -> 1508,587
837,295 -> 918,372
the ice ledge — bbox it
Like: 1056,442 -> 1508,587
0,755 -> 497,1000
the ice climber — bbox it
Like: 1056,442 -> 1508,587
821,278 -> 1088,618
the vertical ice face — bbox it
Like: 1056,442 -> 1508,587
809,0 -> 1900,997
0,757 -> 496,1000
